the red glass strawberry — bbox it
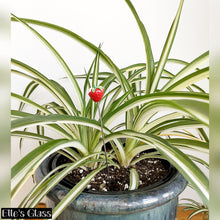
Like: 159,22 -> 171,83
89,85 -> 109,178
89,86 -> 104,102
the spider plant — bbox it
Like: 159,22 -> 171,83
11,0 -> 209,218
179,198 -> 209,220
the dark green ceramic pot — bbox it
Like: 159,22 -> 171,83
35,154 -> 187,220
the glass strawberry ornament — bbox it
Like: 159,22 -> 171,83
88,86 -> 104,102
88,85 -> 110,179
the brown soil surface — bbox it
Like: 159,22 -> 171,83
56,155 -> 170,192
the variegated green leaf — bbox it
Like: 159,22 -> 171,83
11,139 -> 87,199
11,17 -> 131,94
166,67 -> 209,91
99,130 -> 209,206
52,166 -> 106,220
11,61 -> 78,116
162,51 -> 209,91
11,14 -> 84,112
28,153 -> 103,208
19,80 -> 39,111
129,168 -> 139,190
124,0 -> 154,93
150,0 -> 184,92
104,92 -> 209,126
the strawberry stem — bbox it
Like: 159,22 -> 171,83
97,102 -> 110,180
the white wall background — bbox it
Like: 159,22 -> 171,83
11,0 -> 209,207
